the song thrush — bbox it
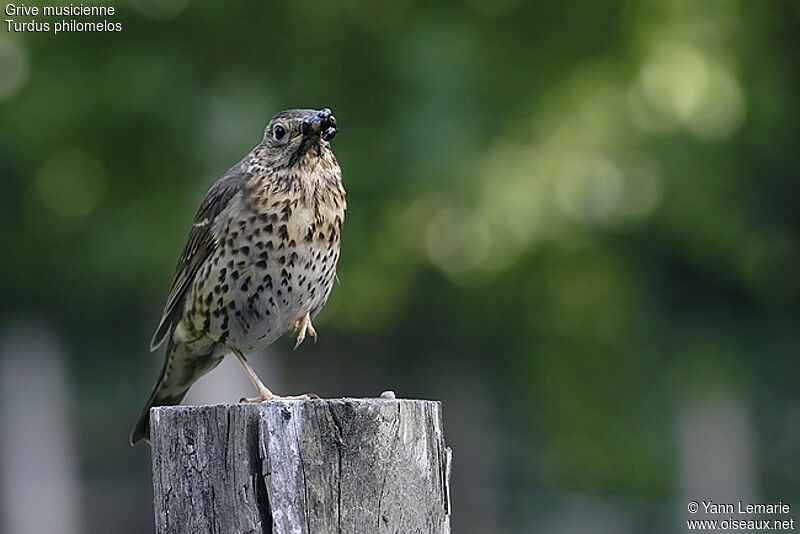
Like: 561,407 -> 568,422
131,108 -> 345,445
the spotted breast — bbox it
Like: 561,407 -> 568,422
183,146 -> 345,353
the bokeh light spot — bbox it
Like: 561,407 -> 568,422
0,35 -> 29,101
685,63 -> 746,140
35,150 -> 107,219
636,41 -> 746,140
640,43 -> 710,123
425,206 -> 491,276
556,153 -> 624,223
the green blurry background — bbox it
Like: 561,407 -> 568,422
1,0 -> 799,532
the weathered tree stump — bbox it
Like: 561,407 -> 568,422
150,399 -> 451,534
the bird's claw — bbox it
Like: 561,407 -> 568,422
239,383 -> 276,402
293,312 -> 317,350
240,392 -> 273,403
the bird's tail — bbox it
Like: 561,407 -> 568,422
130,340 -> 221,445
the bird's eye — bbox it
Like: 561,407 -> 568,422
273,124 -> 286,141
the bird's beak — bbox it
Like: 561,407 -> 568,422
301,108 -> 337,141
288,109 -> 337,165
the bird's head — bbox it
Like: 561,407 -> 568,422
261,108 -> 338,168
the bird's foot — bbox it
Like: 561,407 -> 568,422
277,392 -> 320,401
240,391 -> 320,403
231,348 -> 318,402
240,385 -> 276,403
292,312 -> 317,350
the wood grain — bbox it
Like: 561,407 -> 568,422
150,399 -> 451,534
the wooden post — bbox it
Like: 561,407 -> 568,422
150,399 -> 452,534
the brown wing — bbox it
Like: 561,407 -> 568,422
150,165 -> 245,351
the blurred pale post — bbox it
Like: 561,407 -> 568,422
0,321 -> 83,534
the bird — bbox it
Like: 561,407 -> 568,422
130,108 -> 345,445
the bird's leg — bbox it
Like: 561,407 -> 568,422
232,348 -> 275,402
292,311 -> 317,350
231,348 -> 317,402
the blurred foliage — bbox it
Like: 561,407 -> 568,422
1,0 -> 799,531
